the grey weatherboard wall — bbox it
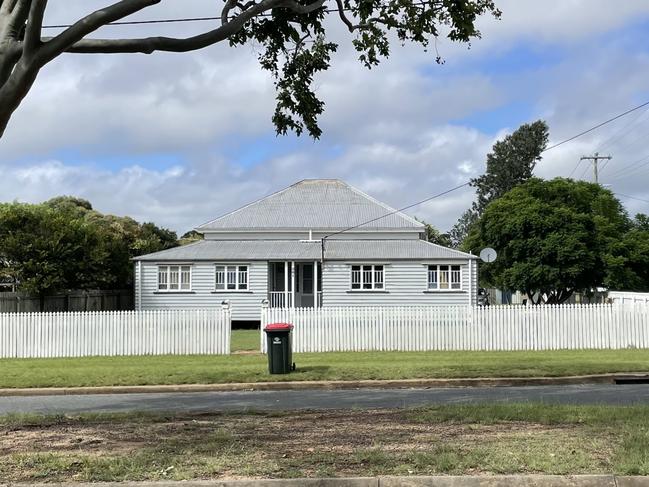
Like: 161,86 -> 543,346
136,259 -> 476,321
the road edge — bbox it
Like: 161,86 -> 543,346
1,372 -> 647,397
2,475 -> 649,486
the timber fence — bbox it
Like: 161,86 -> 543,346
0,307 -> 231,358
0,289 -> 134,313
261,303 -> 649,353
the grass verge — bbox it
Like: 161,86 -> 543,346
1,404 -> 648,481
0,347 -> 648,388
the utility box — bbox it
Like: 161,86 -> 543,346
264,323 -> 295,374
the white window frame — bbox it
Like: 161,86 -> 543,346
350,264 -> 385,291
215,264 -> 249,292
427,264 -> 462,291
157,264 -> 192,292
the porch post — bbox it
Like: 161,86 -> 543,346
291,261 -> 296,308
284,261 -> 289,308
313,260 -> 319,307
469,258 -> 475,306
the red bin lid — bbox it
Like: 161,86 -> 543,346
264,322 -> 294,332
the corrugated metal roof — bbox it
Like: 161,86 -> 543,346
196,179 -> 424,231
134,239 -> 476,261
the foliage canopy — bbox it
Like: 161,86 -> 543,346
0,0 -> 500,139
450,120 -> 548,247
463,178 -> 647,304
0,196 -> 177,295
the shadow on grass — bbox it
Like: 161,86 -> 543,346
291,365 -> 331,375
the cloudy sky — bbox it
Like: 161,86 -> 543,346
2,0 -> 649,235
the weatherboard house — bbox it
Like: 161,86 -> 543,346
133,179 -> 478,321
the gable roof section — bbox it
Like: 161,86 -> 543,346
196,179 -> 424,232
134,239 -> 476,261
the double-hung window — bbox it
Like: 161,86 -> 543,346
157,265 -> 192,291
351,264 -> 384,290
215,265 -> 249,291
428,264 -> 462,290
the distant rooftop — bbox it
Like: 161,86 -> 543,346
196,179 -> 424,232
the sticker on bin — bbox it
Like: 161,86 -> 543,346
264,322 -> 294,332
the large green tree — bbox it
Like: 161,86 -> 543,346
0,203 -> 106,295
0,197 -> 178,297
449,208 -> 477,249
471,120 -> 549,214
450,120 -> 549,248
0,1 -> 500,139
464,178 -> 633,304
416,218 -> 452,247
604,213 -> 649,291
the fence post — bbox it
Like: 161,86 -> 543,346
221,300 -> 231,355
260,299 -> 269,353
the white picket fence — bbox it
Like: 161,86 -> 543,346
261,304 -> 649,353
0,308 -> 231,358
608,291 -> 649,305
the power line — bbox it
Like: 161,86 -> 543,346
599,158 -> 611,174
594,105 -> 649,154
324,181 -> 471,239
615,193 -> 649,205
43,16 -> 222,29
545,100 -> 649,152
606,153 -> 649,180
41,2 -> 435,30
324,100 -> 649,238
568,159 -> 581,178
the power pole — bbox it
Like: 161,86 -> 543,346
580,152 -> 612,184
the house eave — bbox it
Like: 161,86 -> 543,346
196,227 -> 423,234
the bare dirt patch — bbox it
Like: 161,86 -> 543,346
1,409 -> 579,456
0,409 -> 622,481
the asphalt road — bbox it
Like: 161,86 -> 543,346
1,384 -> 648,415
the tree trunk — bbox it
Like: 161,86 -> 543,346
0,59 -> 40,138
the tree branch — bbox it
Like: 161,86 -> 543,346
334,0 -> 355,32
0,0 -> 30,40
279,0 -> 325,15
23,0 -> 46,55
220,0 -> 238,25
58,0 -> 283,55
0,41 -> 20,85
37,0 -> 161,63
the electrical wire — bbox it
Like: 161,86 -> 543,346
594,105 -> 649,154
606,154 -> 649,180
568,159 -> 581,178
543,100 -> 649,153
615,193 -> 649,205
323,101 -> 649,238
323,182 -> 471,239
599,158 -> 611,174
43,16 -> 223,29
41,2 -> 436,30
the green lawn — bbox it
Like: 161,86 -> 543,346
1,346 -> 648,389
231,329 -> 261,352
1,404 -> 649,480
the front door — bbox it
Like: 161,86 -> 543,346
296,263 -> 314,308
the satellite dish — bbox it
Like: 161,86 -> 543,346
480,247 -> 497,263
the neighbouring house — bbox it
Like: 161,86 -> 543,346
133,179 -> 478,321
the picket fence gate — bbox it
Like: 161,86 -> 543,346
0,308 -> 231,358
260,303 -> 649,353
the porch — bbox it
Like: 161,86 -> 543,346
267,261 -> 322,308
